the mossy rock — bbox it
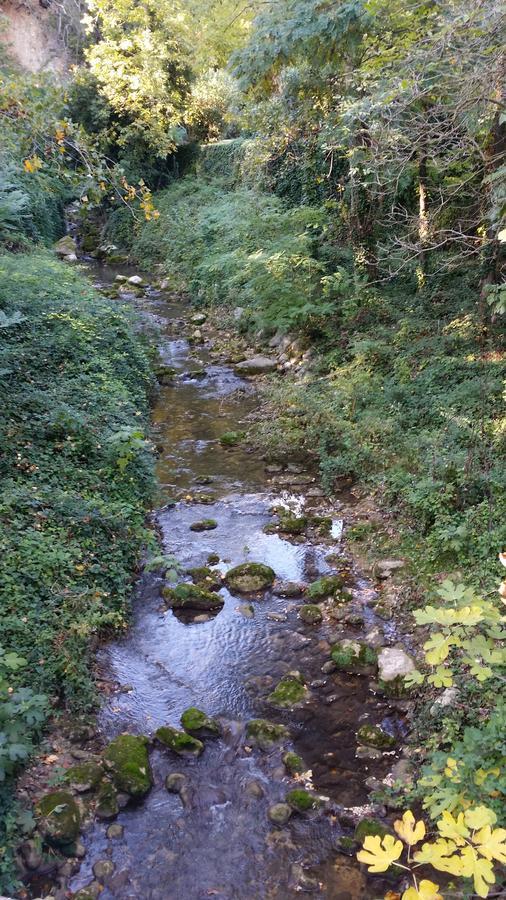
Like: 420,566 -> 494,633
246,719 -> 289,751
219,431 -> 245,447
377,676 -> 412,699
186,566 -> 222,592
278,514 -> 307,535
307,575 -> 343,601
286,789 -> 321,813
311,515 -> 332,536
36,790 -> 80,848
155,364 -> 177,384
331,639 -> 378,673
64,759 -> 104,792
180,707 -> 221,738
282,752 -> 306,775
102,734 -> 152,798
207,553 -> 220,565
224,562 -> 275,594
190,519 -> 217,532
155,726 -> 204,757
354,818 -> 390,843
267,672 -> 308,709
299,604 -> 323,625
357,723 -> 396,750
162,583 -> 224,611
95,780 -> 120,820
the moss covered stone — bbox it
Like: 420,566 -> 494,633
267,672 -> 308,709
282,752 -> 306,775
36,790 -> 80,848
354,818 -> 390,843
286,789 -> 320,813
180,707 -> 221,738
64,759 -> 104,793
219,431 -> 245,446
246,719 -> 289,751
307,575 -> 343,601
102,734 -> 152,798
268,803 -> 292,826
155,726 -> 204,757
190,519 -> 217,532
162,583 -> 224,611
278,514 -> 307,535
331,639 -> 378,673
311,515 -> 332,536
186,566 -> 222,591
95,781 -> 119,820
299,604 -> 323,625
356,723 -> 396,750
224,562 -> 275,594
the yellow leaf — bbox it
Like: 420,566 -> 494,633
464,806 -> 497,830
402,880 -> 442,900
356,834 -> 403,872
458,845 -> 495,898
474,826 -> 506,864
394,810 -> 426,846
437,810 -> 469,845
413,839 -> 461,873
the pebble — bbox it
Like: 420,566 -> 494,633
267,612 -> 287,622
310,679 -> 327,689
93,859 -> 115,881
268,803 -> 292,826
106,823 -> 124,839
165,773 -> 187,794
321,660 -> 337,674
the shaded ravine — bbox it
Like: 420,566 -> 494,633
69,265 -> 405,899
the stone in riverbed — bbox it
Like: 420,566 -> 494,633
102,734 -> 152,798
93,859 -> 115,881
331,639 -> 378,673
235,356 -> 277,375
377,647 -> 415,697
106,823 -> 124,839
278,513 -> 307,535
186,566 -> 222,591
224,562 -> 275,594
127,275 -> 143,285
268,803 -> 292,826
282,752 -> 306,775
191,312 -> 207,325
162,583 -> 224,611
95,780 -> 120,819
286,789 -> 322,813
190,518 -> 217,532
246,719 -> 289,751
356,723 -> 396,750
268,672 -> 308,709
272,580 -> 304,598
165,773 -> 188,794
299,604 -> 323,625
35,790 -> 80,848
64,759 -> 104,793
307,575 -> 343,601
219,431 -> 245,447
180,707 -> 221,738
155,726 -> 204,757
354,818 -> 390,843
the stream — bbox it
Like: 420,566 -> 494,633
66,262 -> 404,899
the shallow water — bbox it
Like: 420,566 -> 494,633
68,267 -> 402,899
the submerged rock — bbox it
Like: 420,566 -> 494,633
246,719 -> 289,751
106,823 -> 124,839
163,583 -> 224,611
235,356 -> 277,375
155,726 -> 204,757
331,639 -> 378,673
356,723 -> 396,750
180,707 -> 221,738
299,604 -> 323,625
93,859 -> 115,881
102,734 -> 152,798
268,672 -> 308,709
36,790 -> 80,848
224,562 -> 275,594
307,575 -> 343,601
268,803 -> 292,826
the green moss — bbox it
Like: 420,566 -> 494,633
282,752 -> 306,775
267,673 -> 308,709
95,780 -> 120,820
36,790 -> 80,848
299,604 -> 323,625
64,759 -> 104,791
102,734 -> 152,797
356,724 -> 396,750
278,514 -> 307,535
331,639 -> 378,672
219,431 -> 245,446
190,519 -> 217,531
224,562 -> 275,593
310,516 -> 332,536
162,582 -> 224,611
354,818 -> 390,843
180,707 -> 221,738
155,726 -> 204,757
307,575 -> 343,600
246,719 -> 289,751
286,789 -> 320,813
186,566 -> 222,591
207,553 -> 220,565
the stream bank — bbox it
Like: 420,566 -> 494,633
22,257 -> 416,900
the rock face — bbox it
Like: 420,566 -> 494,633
54,235 -> 77,259
102,734 -> 152,798
180,707 -> 221,738
36,790 -> 80,848
224,562 -> 275,594
234,356 -> 278,375
162,583 -> 225,611
246,719 -> 289,751
331,639 -> 378,673
268,673 -> 308,709
155,726 -> 204,757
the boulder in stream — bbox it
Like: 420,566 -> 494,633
64,759 -> 104,793
246,719 -> 289,751
286,789 -> 323,814
307,575 -> 343,601
282,752 -> 306,775
180,707 -> 222,738
331,639 -> 378,673
377,647 -> 415,697
163,583 -> 225,611
356,723 -> 396,750
155,726 -> 204,757
35,790 -> 81,849
102,734 -> 152,798
299,604 -> 323,625
224,562 -> 275,594
267,672 -> 309,709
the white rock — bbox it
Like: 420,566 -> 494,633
375,559 -> 405,579
430,686 -> 459,715
378,647 -> 415,682
234,356 -> 278,375
128,275 -> 143,285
